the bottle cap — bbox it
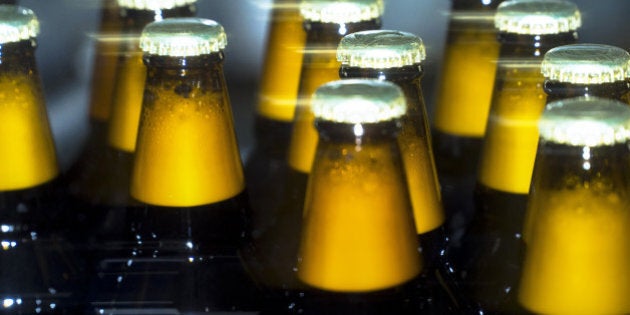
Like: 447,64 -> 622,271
140,18 -> 226,57
539,97 -> 630,146
300,0 -> 384,24
495,0 -> 581,35
337,30 -> 425,69
0,5 -> 39,44
116,0 -> 196,10
312,79 -> 406,124
541,44 -> 630,84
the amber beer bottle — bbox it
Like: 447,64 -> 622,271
295,79 -> 449,314
97,18 -> 260,313
243,0 -> 384,300
519,97 -> 630,314
66,0 -> 196,240
457,0 -> 581,312
522,43 -> 630,242
432,0 -> 504,241
83,0 -> 198,310
245,0 -> 306,237
0,5 -> 85,313
335,30 -> 460,304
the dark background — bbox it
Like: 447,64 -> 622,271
15,0 -> 630,169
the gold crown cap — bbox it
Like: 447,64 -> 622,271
0,5 -> 39,44
539,97 -> 630,146
140,18 -> 226,57
337,30 -> 426,69
312,79 -> 407,124
300,0 -> 384,23
117,0 -> 197,10
542,44 -> 630,84
495,0 -> 581,35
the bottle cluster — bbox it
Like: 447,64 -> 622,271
1,0 -> 630,314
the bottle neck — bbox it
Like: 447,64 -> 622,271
303,19 -> 382,42
544,80 -> 630,103
316,120 -> 400,144
121,5 -> 197,33
452,0 -> 504,10
131,53 -> 245,207
339,65 -> 424,117
0,40 -> 38,74
498,32 -> 578,58
0,40 -> 58,191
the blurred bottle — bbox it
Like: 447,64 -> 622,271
295,79 -> 445,314
0,5 -> 86,313
62,0 -> 123,240
245,0 -> 306,237
95,18 -> 261,313
523,43 -> 630,242
335,30 -> 461,309
519,97 -> 630,314
432,0 -> 504,242
243,0 -> 384,306
456,0 -> 581,312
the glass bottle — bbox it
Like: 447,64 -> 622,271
95,18 -> 261,313
0,5 -> 85,313
519,97 -> 630,314
431,0 -> 505,242
295,78 -> 448,314
243,0 -> 384,301
246,0 -> 306,238
335,30 -> 461,306
522,43 -> 630,242
457,0 -> 581,312
83,0 -> 199,310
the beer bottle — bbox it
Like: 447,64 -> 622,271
84,0 -> 198,310
243,0 -> 384,302
98,18 -> 261,313
245,0 -> 306,237
335,30 -> 460,306
522,43 -> 630,242
295,78 -> 447,314
519,97 -> 630,314
457,0 -> 581,312
0,5 -> 85,313
432,0 -> 504,242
